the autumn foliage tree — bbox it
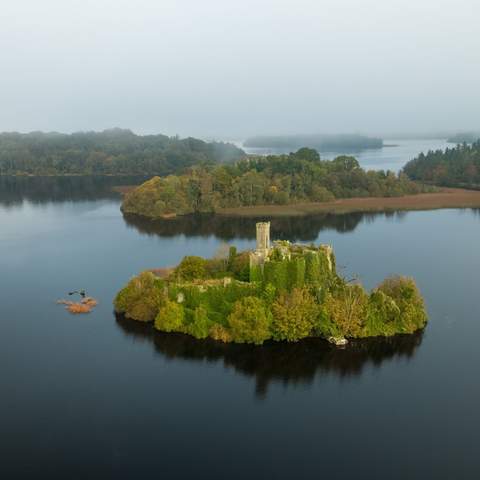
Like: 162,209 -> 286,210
227,297 -> 272,345
272,288 -> 318,341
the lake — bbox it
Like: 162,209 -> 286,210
241,138 -> 454,172
1,174 -> 479,479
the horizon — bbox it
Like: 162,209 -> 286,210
1,0 -> 479,137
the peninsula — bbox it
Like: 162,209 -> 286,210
114,222 -> 427,345
121,148 -> 434,219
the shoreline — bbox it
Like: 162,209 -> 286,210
215,188 -> 480,217
122,187 -> 480,219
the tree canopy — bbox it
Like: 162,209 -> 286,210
0,128 -> 245,175
122,149 -> 425,218
403,141 -> 480,188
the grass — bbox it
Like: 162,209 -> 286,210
214,188 -> 480,217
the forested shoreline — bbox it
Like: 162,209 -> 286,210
403,141 -> 480,187
114,239 -> 427,345
0,128 -> 245,176
122,148 -> 429,218
244,134 -> 382,151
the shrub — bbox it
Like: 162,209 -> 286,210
114,271 -> 164,322
321,284 -> 369,337
227,296 -> 272,345
376,276 -> 427,333
175,256 -> 208,281
154,299 -> 185,332
209,324 -> 233,343
230,251 -> 250,281
272,288 -> 318,341
364,290 -> 401,336
187,305 -> 212,339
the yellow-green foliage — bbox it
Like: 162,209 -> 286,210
264,260 -> 289,291
186,305 -> 212,339
227,296 -> 272,345
114,271 -> 165,322
320,284 -> 369,338
209,324 -> 233,343
372,276 -> 427,334
122,176 -> 192,218
115,243 -> 428,345
272,288 -> 318,341
175,256 -> 208,281
154,299 -> 185,332
287,257 -> 306,289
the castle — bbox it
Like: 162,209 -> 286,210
249,221 -> 333,276
249,222 -> 271,268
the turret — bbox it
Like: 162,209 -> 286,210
255,221 -> 270,255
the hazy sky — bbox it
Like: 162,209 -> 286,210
1,0 -> 479,138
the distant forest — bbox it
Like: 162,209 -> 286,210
447,132 -> 480,144
403,142 -> 480,188
243,134 -> 383,151
122,148 -> 426,218
0,128 -> 245,176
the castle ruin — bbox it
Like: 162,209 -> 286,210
249,221 -> 271,268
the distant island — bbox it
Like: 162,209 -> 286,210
403,141 -> 480,189
243,134 -> 383,151
121,148 -> 430,218
0,128 -> 245,176
447,132 -> 480,144
114,222 -> 427,345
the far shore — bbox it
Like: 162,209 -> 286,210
216,188 -> 480,217
117,186 -> 480,218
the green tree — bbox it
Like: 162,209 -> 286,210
227,296 -> 272,344
187,305 -> 212,339
271,288 -> 318,341
155,299 -> 185,332
295,147 -> 320,162
175,256 -> 207,280
114,271 -> 164,322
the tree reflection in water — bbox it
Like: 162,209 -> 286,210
123,210 -> 409,242
115,314 -> 423,399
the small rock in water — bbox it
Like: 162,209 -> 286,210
328,336 -> 348,346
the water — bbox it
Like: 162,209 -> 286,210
241,138 -> 453,172
1,176 -> 480,479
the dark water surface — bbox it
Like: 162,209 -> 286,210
1,177 -> 479,479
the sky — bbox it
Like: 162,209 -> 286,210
1,0 -> 479,138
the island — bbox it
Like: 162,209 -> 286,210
0,129 -> 245,176
243,134 -> 383,151
121,148 -> 434,219
114,222 -> 427,345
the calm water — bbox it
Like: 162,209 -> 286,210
241,138 -> 453,172
1,177 -> 480,479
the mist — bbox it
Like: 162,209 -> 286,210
1,0 -> 479,138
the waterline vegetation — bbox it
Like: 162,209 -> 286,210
121,148 -> 430,219
114,223 -> 427,345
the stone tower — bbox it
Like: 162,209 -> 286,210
249,221 -> 271,269
256,221 -> 270,255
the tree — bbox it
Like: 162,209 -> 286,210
155,299 -> 185,332
114,271 -> 164,322
175,256 -> 207,281
227,296 -> 272,344
187,305 -> 212,339
322,284 -> 368,337
271,288 -> 318,341
295,147 -> 320,162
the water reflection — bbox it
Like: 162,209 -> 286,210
0,175 -> 147,206
123,211 -> 408,241
116,315 -> 424,398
